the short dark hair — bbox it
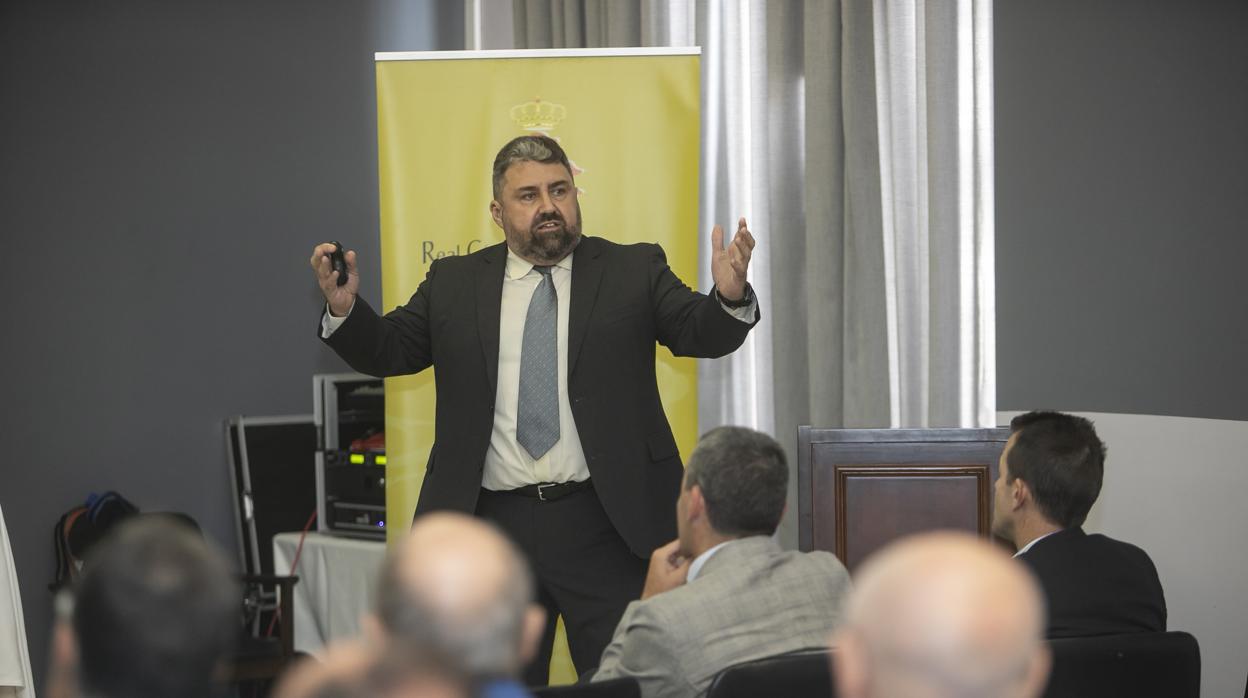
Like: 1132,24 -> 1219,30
1007,411 -> 1106,528
491,134 -> 573,200
73,516 -> 239,698
684,426 -> 789,537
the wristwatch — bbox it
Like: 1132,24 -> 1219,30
716,285 -> 754,309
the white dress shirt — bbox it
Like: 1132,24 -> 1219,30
1013,529 -> 1061,557
686,539 -> 734,583
480,250 -> 588,489
321,243 -> 757,491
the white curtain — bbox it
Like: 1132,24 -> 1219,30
508,0 -> 995,546
0,506 -> 35,698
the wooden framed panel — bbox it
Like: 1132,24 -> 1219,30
798,427 -> 1009,571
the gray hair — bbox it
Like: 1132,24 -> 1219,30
375,527 -> 535,679
491,134 -> 573,199
684,426 -> 788,537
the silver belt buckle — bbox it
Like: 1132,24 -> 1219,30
537,483 -> 554,502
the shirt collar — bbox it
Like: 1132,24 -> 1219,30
1014,529 -> 1062,558
504,246 -> 574,281
686,540 -> 735,582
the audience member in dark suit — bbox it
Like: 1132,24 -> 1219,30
46,516 -> 240,698
833,532 -> 1050,698
991,410 -> 1167,637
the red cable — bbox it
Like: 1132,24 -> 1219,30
265,510 -> 317,638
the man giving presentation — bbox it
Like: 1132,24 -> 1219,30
310,134 -> 758,683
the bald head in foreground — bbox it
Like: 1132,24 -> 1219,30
276,512 -> 543,698
832,532 -> 1051,698
375,511 -> 546,681
274,642 -> 468,698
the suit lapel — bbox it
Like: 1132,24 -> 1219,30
568,236 -> 604,376
476,242 -> 508,395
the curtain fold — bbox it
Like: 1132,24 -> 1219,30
696,1 -> 777,438
513,0 -> 642,48
510,0 -> 996,547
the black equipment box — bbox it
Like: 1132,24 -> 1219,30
314,373 -> 386,539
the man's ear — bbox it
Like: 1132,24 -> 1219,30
518,604 -> 548,666
687,485 -> 706,521
1022,644 -> 1052,696
361,612 -> 386,647
830,629 -> 867,698
51,620 -> 78,670
1011,477 -> 1030,511
46,620 -> 80,698
489,200 -> 503,229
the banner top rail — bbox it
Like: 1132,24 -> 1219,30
375,47 -> 701,62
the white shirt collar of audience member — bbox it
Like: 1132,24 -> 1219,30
686,540 -> 733,583
1013,529 -> 1062,558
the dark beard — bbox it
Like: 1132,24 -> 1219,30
515,205 -> 582,264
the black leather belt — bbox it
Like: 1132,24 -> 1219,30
505,479 -> 592,502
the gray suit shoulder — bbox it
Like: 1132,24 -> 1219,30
804,549 -> 851,575
774,548 -> 853,594
638,546 -> 849,628
613,544 -> 848,695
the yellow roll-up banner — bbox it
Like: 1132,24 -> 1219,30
374,48 -> 700,683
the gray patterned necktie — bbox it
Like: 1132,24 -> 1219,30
516,265 -> 560,460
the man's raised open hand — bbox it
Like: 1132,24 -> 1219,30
710,217 -> 755,302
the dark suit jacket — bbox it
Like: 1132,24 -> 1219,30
322,236 -> 758,556
1017,527 -> 1167,638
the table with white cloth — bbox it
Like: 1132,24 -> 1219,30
0,505 -> 36,698
272,531 -> 386,656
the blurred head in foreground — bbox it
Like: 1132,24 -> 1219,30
275,641 -> 468,698
276,513 -> 539,698
51,515 -> 239,698
831,532 -> 1050,698
374,511 -> 545,680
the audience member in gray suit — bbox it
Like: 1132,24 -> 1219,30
591,426 -> 851,698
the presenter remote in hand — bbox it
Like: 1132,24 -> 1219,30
310,134 -> 759,685
309,242 -> 359,318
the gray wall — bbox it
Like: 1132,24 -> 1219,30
995,0 -> 1248,421
995,5 -> 1248,695
0,0 -> 461,688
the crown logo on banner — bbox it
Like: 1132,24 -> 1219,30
509,98 -> 567,132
